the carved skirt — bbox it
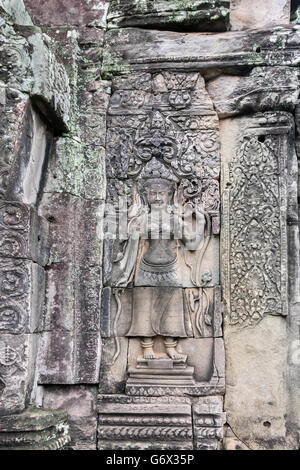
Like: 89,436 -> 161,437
126,286 -> 193,338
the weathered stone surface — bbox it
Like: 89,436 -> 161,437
97,394 -> 193,450
286,100 -> 300,448
105,71 -> 220,291
221,112 -> 292,328
38,262 -> 102,383
38,330 -> 74,384
230,0 -> 291,31
0,257 -> 45,334
224,316 -> 290,449
220,111 -> 296,449
37,194 -> 103,384
99,336 -> 128,394
0,87 -> 28,200
0,201 -> 49,266
0,11 -> 71,129
102,26 -> 300,79
207,67 -> 300,118
5,104 -> 53,206
0,406 -> 70,450
43,84 -> 109,200
0,87 -> 54,205
39,193 -> 104,266
223,425 -> 249,450
0,405 -> 68,431
42,386 -> 97,450
1,0 -> 298,453
0,0 -> 33,26
24,0 -> 109,28
192,396 -> 225,450
0,333 -> 38,415
107,0 -> 230,32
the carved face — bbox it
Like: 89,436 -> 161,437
144,180 -> 173,209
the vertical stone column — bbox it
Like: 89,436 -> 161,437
286,101 -> 300,443
0,78 -> 51,416
37,28 -> 110,385
0,201 -> 48,415
221,111 -> 295,449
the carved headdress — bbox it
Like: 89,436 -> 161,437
140,157 -> 178,183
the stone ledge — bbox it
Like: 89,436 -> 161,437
102,26 -> 300,78
0,407 -> 70,450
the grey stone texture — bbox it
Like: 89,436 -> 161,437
102,25 -> 300,79
97,394 -> 194,450
193,396 -> 226,450
0,406 -> 70,449
42,385 -> 98,450
107,0 -> 230,32
220,111 -> 299,449
0,0 -> 72,450
0,0 -> 299,452
230,0 -> 290,30
24,0 -> 109,28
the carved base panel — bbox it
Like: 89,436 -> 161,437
98,441 -> 194,451
97,394 -> 225,450
0,407 -> 70,450
125,383 -> 225,397
97,394 -> 193,450
193,397 -> 226,450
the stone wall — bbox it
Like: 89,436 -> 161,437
0,0 -> 299,450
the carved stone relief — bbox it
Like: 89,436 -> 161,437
101,70 -> 223,403
0,333 -> 37,416
222,112 -> 290,328
0,201 -> 49,266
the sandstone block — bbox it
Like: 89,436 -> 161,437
0,406 -> 70,450
0,201 -> 49,266
42,386 -> 97,450
230,0 -> 290,31
0,333 -> 38,415
107,0 -> 230,32
0,257 -> 45,334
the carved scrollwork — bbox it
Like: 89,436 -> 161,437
0,203 -> 27,230
0,341 -> 24,371
229,135 -> 286,326
0,304 -> 25,334
0,232 -> 25,258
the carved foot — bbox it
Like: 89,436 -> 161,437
141,338 -> 156,359
143,347 -> 157,359
164,338 -> 186,361
165,347 -> 186,361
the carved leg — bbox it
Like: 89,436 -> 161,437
141,337 -> 156,359
164,337 -> 186,361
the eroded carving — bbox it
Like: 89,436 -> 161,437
227,117 -> 289,327
103,71 -> 223,395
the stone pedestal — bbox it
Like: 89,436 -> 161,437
0,407 -> 70,450
127,355 -> 195,388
